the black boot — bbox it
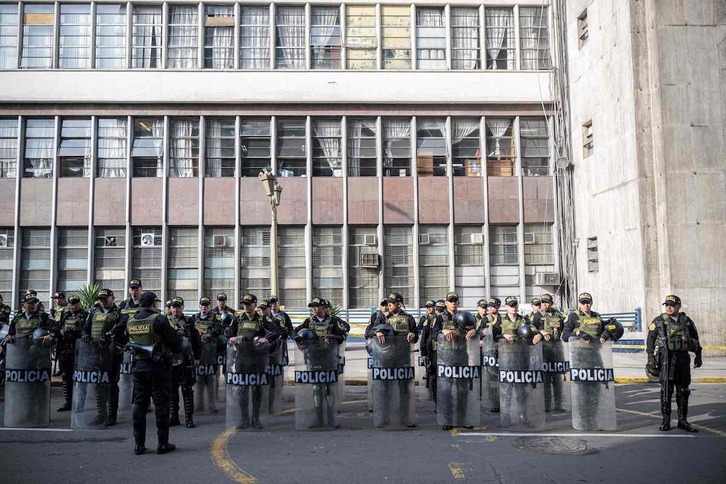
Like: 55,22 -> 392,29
92,391 -> 108,427
57,379 -> 72,412
676,390 -> 698,432
183,386 -> 195,428
659,386 -> 671,431
157,429 -> 176,454
169,394 -> 181,427
107,384 -> 119,426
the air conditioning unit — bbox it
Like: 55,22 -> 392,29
470,233 -> 484,245
364,234 -> 377,246
213,235 -> 227,247
534,272 -> 560,286
104,236 -> 117,247
524,232 -> 536,244
140,233 -> 156,247
419,233 -> 430,245
360,252 -> 379,268
0,235 -> 7,248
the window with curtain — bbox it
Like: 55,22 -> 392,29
312,119 -> 341,177
205,117 -> 235,177
383,118 -> 411,177
132,5 -> 162,68
97,118 -> 127,177
381,6 -> 411,69
489,225 -> 520,300
204,5 -> 234,69
168,227 -> 198,303
277,118 -> 306,177
416,118 -> 447,177
451,8 -> 479,70
96,4 -> 127,69
348,226 -> 378,308
240,227 -> 270,296
520,118 -> 550,176
95,227 -> 126,296
419,225 -> 448,307
240,119 -> 270,177
347,118 -> 376,176
485,8 -> 514,70
0,4 -> 19,69
203,227 -> 235,299
278,226 -> 306,310
452,118 -> 481,176
131,118 -> 163,177
21,4 -> 54,69
486,117 -> 515,176
23,118 -> 54,178
240,7 -> 270,69
20,228 -> 51,303
310,6 -> 340,69
0,228 -> 15,294
276,6 -> 305,69
132,227 -> 162,295
57,228 -> 88,292
58,118 -> 91,177
168,5 -> 198,69
59,4 -> 90,69
524,223 -> 554,266
169,118 -> 199,177
345,5 -> 376,69
313,226 -> 343,304
520,7 -> 552,70
416,8 -> 445,70
0,118 -> 18,178
383,226 -> 413,305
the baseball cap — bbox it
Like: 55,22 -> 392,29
505,296 -> 519,307
22,293 -> 39,304
241,294 -> 257,305
216,292 -> 228,301
53,291 -> 66,299
128,279 -> 142,288
578,292 -> 593,304
139,291 -> 161,307
541,294 -> 554,304
171,297 -> 184,308
258,299 -> 270,310
531,298 -> 541,306
663,295 -> 681,306
435,299 -> 446,309
97,289 -> 114,299
488,297 -> 501,307
425,300 -> 436,308
387,293 -> 403,304
68,295 -> 81,304
477,298 -> 488,308
268,296 -> 278,304
199,297 -> 211,306
446,292 -> 459,302
308,297 -> 324,308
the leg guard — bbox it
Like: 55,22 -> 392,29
676,387 -> 698,432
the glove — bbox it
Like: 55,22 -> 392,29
580,332 -> 591,342
694,354 -> 703,368
647,354 -> 656,367
98,335 -> 110,349
81,334 -> 90,344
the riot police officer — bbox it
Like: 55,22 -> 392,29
531,293 -> 567,412
647,295 -> 702,432
527,298 -> 541,323
118,279 -> 143,317
212,292 -> 236,320
51,292 -> 68,321
23,289 -> 46,314
54,295 -> 87,412
418,300 -> 436,333
420,299 -> 445,407
0,293 -> 11,325
562,293 -> 610,344
7,293 -> 52,343
168,297 -> 201,428
478,298 -> 502,413
190,296 -> 223,414
370,298 -> 389,327
269,296 -> 294,335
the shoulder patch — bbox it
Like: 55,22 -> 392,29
649,322 -> 656,331
423,321 -> 429,327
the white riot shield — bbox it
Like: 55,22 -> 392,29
371,333 -> 415,428
541,339 -> 572,413
498,340 -> 546,431
194,336 -> 218,413
294,339 -> 339,430
436,333 -> 481,428
225,342 -> 270,430
480,332 -> 500,412
568,339 -> 616,431
71,341 -> 113,429
117,351 -> 134,418
3,337 -> 51,428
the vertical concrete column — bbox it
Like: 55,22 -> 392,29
233,116 -> 241,306
514,116 -> 526,302
87,116 -> 98,285
11,115 -> 23,307
197,115 -> 206,300
48,116 -> 60,303
160,115 -> 170,302
481,116 -> 491,297
124,115 -> 133,285
446,116 -> 455,292
411,116 -> 420,308
341,116 -> 349,309
233,3 -> 240,70
305,116 -> 313,303
376,116 -> 384,301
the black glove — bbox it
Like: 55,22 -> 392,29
647,354 -> 656,367
223,327 -> 232,338
580,332 -> 591,342
98,333 -> 111,349
694,354 -> 703,368
81,334 -> 90,344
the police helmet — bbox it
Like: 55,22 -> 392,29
645,364 -> 660,381
32,327 -> 50,345
294,328 -> 316,350
220,312 -> 234,326
452,311 -> 477,332
516,322 -> 537,344
604,319 -> 624,342
365,338 -> 374,355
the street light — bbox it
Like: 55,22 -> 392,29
259,168 -> 283,296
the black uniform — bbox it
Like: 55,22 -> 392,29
431,309 -> 473,421
419,312 -> 439,405
83,304 -> 123,425
0,303 -> 11,326
168,314 -> 201,427
531,308 -> 567,412
8,309 -> 51,337
54,307 -> 88,410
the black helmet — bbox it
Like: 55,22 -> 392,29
645,364 -> 660,381
32,327 -> 50,345
603,319 -> 624,342
253,336 -> 271,353
220,312 -> 234,326
294,328 -> 316,350
452,311 -> 477,332
517,322 -> 537,344
372,322 -> 394,334
365,338 -> 374,355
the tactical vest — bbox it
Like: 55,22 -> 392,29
501,315 -> 522,336
0,305 -> 10,325
127,313 -> 161,360
15,314 -> 41,337
486,314 -> 500,331
441,312 -> 456,331
63,312 -> 83,333
52,305 -> 66,323
196,316 -> 212,336
91,309 -> 118,341
541,311 -> 563,334
310,317 -> 332,337
578,314 -> 602,339
387,312 -> 409,333
120,300 -> 141,320
664,314 -> 692,352
236,313 -> 262,340
169,316 -> 187,334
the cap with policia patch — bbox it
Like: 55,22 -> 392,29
505,296 -> 519,307
171,297 -> 184,307
22,293 -> 39,304
540,294 -> 554,304
477,298 -> 488,308
387,293 -> 403,304
97,288 -> 114,299
663,295 -> 681,306
53,292 -> 66,299
446,292 -> 459,302
425,300 -> 436,308
241,294 -> 257,305
435,299 -> 446,309
531,297 -> 541,306
128,279 -> 142,288
578,292 -> 593,304
308,297 -> 324,308
199,297 -> 211,306
258,299 -> 270,310
68,295 -> 81,304
488,297 -> 501,307
216,292 -> 228,301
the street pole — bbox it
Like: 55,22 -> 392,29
270,196 -> 279,297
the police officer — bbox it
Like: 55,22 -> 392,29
51,292 -> 68,321
190,296 -> 223,414
0,293 -> 11,325
647,295 -> 702,432
473,299 -> 487,330
121,291 -> 182,455
527,298 -> 541,323
365,293 -> 418,342
23,289 -> 46,314
168,297 -> 201,428
269,296 -> 294,336
418,300 -> 436,333
420,299 -> 445,407
6,293 -> 52,344
118,279 -> 143,317
530,293 -> 566,412
562,293 -> 609,344
212,292 -> 236,320
54,295 -> 87,412
478,298 -> 502,413
82,288 -> 122,427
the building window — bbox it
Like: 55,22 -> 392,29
0,228 -> 15,295
132,227 -> 162,295
582,120 -> 593,157
416,118 -> 447,177
168,5 -> 198,69
97,118 -> 127,177
348,227 -> 378,308
240,7 -> 270,69
169,118 -> 199,177
203,227 -> 235,299
587,236 -> 598,272
486,117 -> 515,177
381,5 -> 411,70
240,227 -> 270,296
132,5 -> 163,69
419,225 -> 448,307
57,228 -> 88,293
0,5 -> 19,69
23,118 -> 54,178
485,8 -> 514,70
20,228 -> 51,303
204,5 -> 234,69
578,9 -> 589,48
524,224 -> 553,265
21,4 -> 54,69
416,8 -> 445,70
451,8 -> 479,70
519,7 -> 551,70
277,118 -> 307,177
95,4 -> 127,69
240,119 -> 271,177
206,117 -> 235,177
312,119 -> 342,177
131,118 -> 163,177
452,118 -> 481,176
94,227 -> 126,296
58,118 -> 91,177
59,4 -> 90,69
520,118 -> 550,176
383,118 -> 411,177
454,225 -> 484,267
168,227 -> 198,303
275,6 -> 305,69
311,6 -> 341,69
490,225 -> 518,265
345,5 -> 376,69
347,118 -> 376,176
384,226 -> 413,305
278,226 -> 306,310
313,226 -> 343,304
0,119 -> 18,178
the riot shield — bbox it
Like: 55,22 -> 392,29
225,341 -> 270,430
71,341 -> 113,429
294,339 -> 339,430
568,339 -> 616,431
480,332 -> 500,412
414,342 -> 432,401
268,340 -> 285,414
215,335 -> 228,404
195,337 -> 219,413
3,337 -> 51,427
436,333 -> 481,428
117,351 -> 134,419
371,333 -> 415,428
336,340 -> 346,403
541,339 -> 571,413
366,354 -> 374,412
498,340 -> 546,431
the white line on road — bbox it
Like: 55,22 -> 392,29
0,428 -> 74,432
455,432 -> 695,438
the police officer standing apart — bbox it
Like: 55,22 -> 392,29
647,295 -> 702,432
168,297 -> 201,429
54,295 -> 88,412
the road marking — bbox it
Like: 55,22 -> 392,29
454,431 -> 695,438
448,462 -> 465,479
0,427 -> 73,432
210,428 -> 258,484
616,407 -> 726,437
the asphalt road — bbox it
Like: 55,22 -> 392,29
1,383 -> 725,484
